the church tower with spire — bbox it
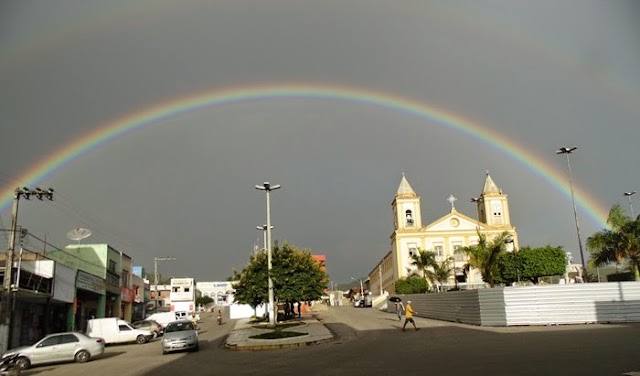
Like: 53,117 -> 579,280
476,172 -> 512,227
392,173 -> 422,230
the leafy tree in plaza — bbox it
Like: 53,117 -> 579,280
587,204 -> 640,280
232,242 -> 327,308
462,230 -> 511,287
232,252 -> 269,309
394,276 -> 428,294
497,246 -> 567,285
271,243 -> 327,303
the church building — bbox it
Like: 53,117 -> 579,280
368,173 -> 519,295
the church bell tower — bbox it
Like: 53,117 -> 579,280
392,174 -> 422,230
475,172 -> 511,228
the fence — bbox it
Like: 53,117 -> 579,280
387,282 -> 640,326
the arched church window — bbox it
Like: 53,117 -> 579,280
405,210 -> 414,225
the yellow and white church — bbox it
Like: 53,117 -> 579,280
368,173 -> 519,295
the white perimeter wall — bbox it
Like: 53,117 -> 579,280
387,282 -> 640,326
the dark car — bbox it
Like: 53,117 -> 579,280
131,320 -> 163,337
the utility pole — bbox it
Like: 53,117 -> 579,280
1,187 -> 53,353
153,257 -> 175,301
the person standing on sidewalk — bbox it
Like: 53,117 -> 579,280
394,301 -> 405,321
402,300 -> 418,331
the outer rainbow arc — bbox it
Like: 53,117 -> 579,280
0,83 -> 608,228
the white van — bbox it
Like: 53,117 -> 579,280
86,318 -> 154,345
146,311 -> 190,328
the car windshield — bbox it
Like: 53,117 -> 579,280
165,321 -> 194,333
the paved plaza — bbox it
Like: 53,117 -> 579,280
20,306 -> 640,376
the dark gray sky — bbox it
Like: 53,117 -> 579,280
1,0 -> 639,284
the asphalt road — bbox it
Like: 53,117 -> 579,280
19,307 -> 640,376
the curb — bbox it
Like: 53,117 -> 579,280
225,337 -> 334,351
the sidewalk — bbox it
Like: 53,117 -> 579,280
225,315 -> 334,351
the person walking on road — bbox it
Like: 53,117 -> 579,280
402,300 -> 418,331
395,301 -> 405,321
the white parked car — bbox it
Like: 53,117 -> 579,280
1,332 -> 105,370
86,318 -> 153,345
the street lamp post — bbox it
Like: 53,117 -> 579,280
624,191 -> 636,218
255,182 -> 280,327
556,146 -> 587,282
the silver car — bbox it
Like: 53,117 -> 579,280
161,320 -> 198,354
1,332 -> 105,370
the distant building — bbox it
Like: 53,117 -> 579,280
169,278 -> 197,312
196,281 -> 235,306
368,173 -> 519,295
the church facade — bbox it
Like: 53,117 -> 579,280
368,173 -> 519,295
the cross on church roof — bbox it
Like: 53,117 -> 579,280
447,194 -> 457,211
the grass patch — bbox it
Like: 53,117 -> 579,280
249,321 -> 306,340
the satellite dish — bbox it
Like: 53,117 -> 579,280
67,227 -> 92,244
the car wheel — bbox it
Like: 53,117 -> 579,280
75,350 -> 90,363
191,344 -> 199,352
136,335 -> 147,344
15,356 -> 30,370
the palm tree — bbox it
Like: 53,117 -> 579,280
410,250 -> 438,290
432,260 -> 454,291
587,204 -> 640,280
462,230 -> 511,287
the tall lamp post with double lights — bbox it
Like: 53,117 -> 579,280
255,182 -> 280,326
556,146 -> 586,282
624,191 -> 636,218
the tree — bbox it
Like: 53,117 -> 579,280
497,246 -> 567,285
232,242 -> 327,308
394,276 -> 428,294
587,204 -> 640,280
462,230 -> 511,287
432,260 -> 454,289
196,296 -> 213,307
410,250 -> 438,289
232,252 -> 269,309
271,243 -> 326,303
